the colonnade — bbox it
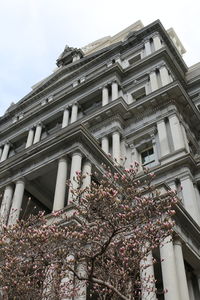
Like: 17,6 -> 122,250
141,237 -> 190,300
101,131 -> 121,163
157,114 -> 188,158
102,80 -> 119,106
25,102 -> 79,150
149,64 -> 173,93
0,152 -> 92,226
144,32 -> 163,57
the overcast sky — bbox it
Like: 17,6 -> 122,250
0,0 -> 199,116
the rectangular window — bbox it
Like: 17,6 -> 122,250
129,54 -> 141,65
131,87 -> 146,101
141,147 -> 155,167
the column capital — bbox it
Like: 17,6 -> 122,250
143,37 -> 150,42
15,177 -> 26,185
173,236 -> 182,246
34,121 -> 43,127
27,125 -> 35,131
112,79 -> 119,85
72,151 -> 82,158
152,31 -> 159,37
59,156 -> 68,162
83,159 -> 92,167
102,83 -> 109,89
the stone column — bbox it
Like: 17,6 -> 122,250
149,71 -> 158,92
71,102 -> 78,123
101,136 -> 109,154
168,114 -> 185,151
140,250 -> 157,300
159,65 -> 171,87
82,160 -> 92,189
62,107 -> 70,128
33,122 -> 43,144
174,239 -> 190,300
0,142 -> 10,162
160,236 -> 180,300
102,85 -> 109,106
157,120 -> 170,157
61,255 -> 74,300
25,127 -> 35,148
144,39 -> 151,56
181,176 -> 199,224
8,178 -> 25,225
111,81 -> 118,101
112,131 -> 121,163
0,184 -> 14,225
153,34 -> 162,51
53,157 -> 68,211
74,262 -> 87,300
68,152 -> 82,203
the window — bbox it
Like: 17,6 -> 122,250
131,87 -> 146,101
175,178 -> 183,200
141,147 -> 155,167
129,54 -> 141,65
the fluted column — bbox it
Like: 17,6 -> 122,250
0,142 -> 10,162
144,39 -> 151,56
149,71 -> 158,92
160,236 -> 180,300
111,81 -> 118,101
53,157 -> 68,211
62,107 -> 70,128
157,120 -> 170,157
82,160 -> 92,189
101,136 -> 109,154
159,65 -> 171,86
168,114 -> 185,151
174,238 -> 190,300
71,102 -> 78,123
33,122 -> 43,144
68,152 -> 82,203
0,184 -> 14,226
102,85 -> 109,106
25,127 -> 35,148
153,34 -> 162,51
8,179 -> 25,225
140,250 -> 157,300
112,131 -> 121,163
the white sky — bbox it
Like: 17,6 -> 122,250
0,0 -> 200,116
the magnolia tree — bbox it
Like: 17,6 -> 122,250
0,164 -> 178,300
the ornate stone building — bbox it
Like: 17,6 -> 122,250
0,19 -> 200,299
